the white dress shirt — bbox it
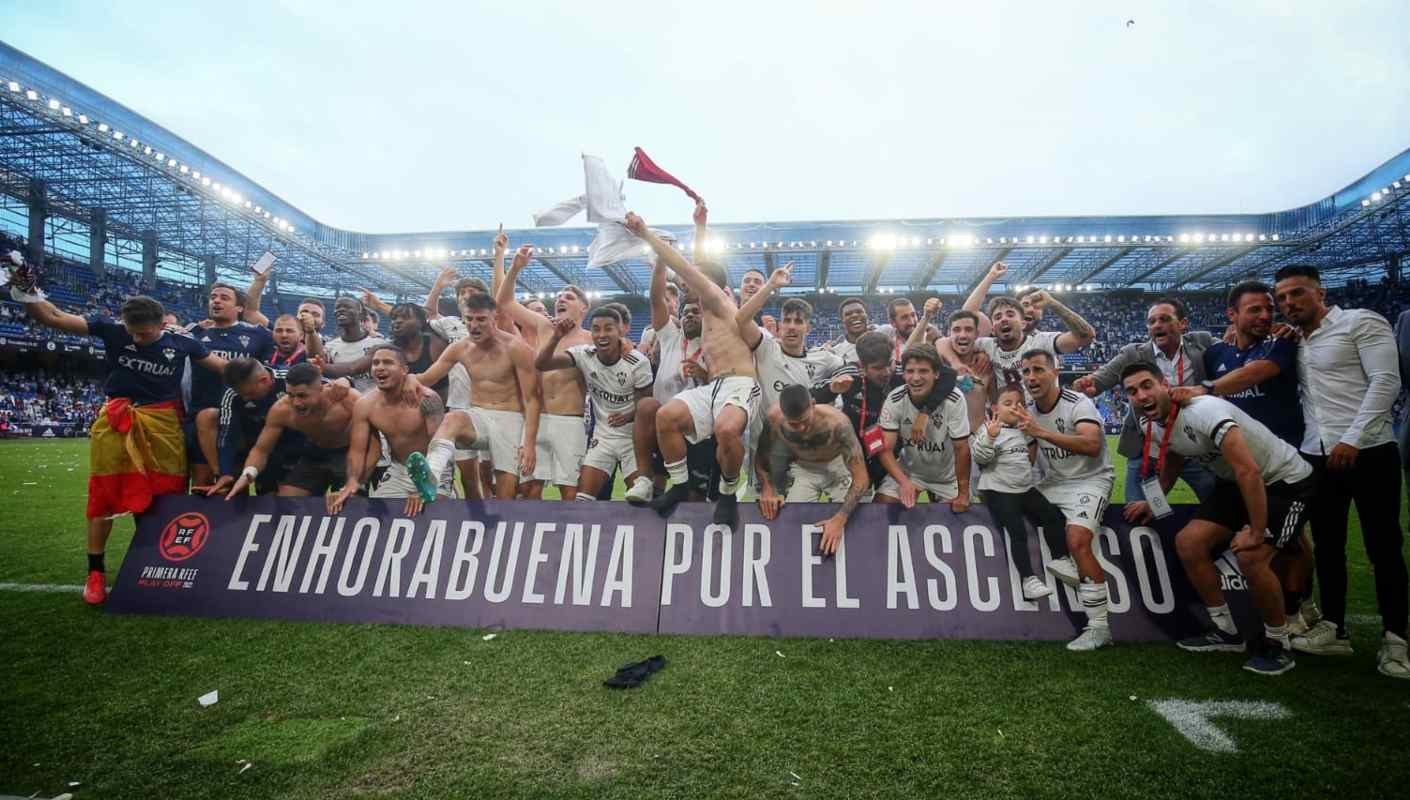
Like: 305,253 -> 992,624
1295,306 -> 1402,454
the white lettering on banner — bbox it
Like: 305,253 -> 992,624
742,525 -> 772,607
406,520 -> 447,599
601,525 -> 632,607
257,514 -> 310,593
521,523 -> 554,605
1130,527 -> 1175,614
299,517 -> 345,595
701,525 -> 732,608
227,513 -> 272,591
661,524 -> 693,607
833,535 -> 859,609
922,525 -> 958,611
887,526 -> 919,610
801,526 -> 825,608
1094,528 -> 1131,613
963,525 -> 1001,612
337,518 -> 381,597
373,519 -> 415,598
555,523 -> 601,606
1147,699 -> 1290,753
485,522 -> 525,603
445,521 -> 485,601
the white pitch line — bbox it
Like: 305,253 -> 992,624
0,582 -> 82,593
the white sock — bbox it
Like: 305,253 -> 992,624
574,494 -> 596,503
665,458 -> 688,485
1265,623 -> 1290,649
427,438 -> 456,483
1208,604 -> 1237,635
718,472 -> 740,496
1078,579 -> 1109,629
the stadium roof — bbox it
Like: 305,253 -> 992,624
2,42 -> 1407,301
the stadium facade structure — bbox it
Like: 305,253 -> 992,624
2,42 -> 1407,304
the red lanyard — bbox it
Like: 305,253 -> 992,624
271,345 -> 304,366
857,363 -> 870,432
1174,349 -> 1184,385
1141,406 -> 1179,479
684,340 -> 702,365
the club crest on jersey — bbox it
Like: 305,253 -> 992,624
124,344 -> 137,352
1055,418 -> 1067,433
162,347 -> 176,361
1184,424 -> 1196,442
238,335 -> 251,348
617,373 -> 628,386
201,335 -> 212,342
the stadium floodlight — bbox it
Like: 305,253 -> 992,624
47,98 -> 60,110
25,89 -> 37,100
144,146 -> 153,155
1394,182 -> 1402,189
112,131 -> 123,140
1362,199 -> 1372,207
77,114 -> 88,124
6,81 -> 17,92
1038,236 -> 1048,244
1026,236 -> 1034,244
61,106 -> 72,117
1371,191 -> 1382,202
97,123 -> 109,132
1271,234 -> 1280,241
1104,235 -> 1112,243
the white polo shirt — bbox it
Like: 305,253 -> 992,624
1295,306 -> 1401,454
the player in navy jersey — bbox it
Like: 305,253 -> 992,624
184,283 -> 274,488
207,357 -> 294,498
16,291 -> 224,604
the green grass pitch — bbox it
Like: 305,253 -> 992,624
0,437 -> 1406,798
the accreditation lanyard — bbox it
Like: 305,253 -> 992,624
857,366 -> 885,456
1139,406 -> 1179,519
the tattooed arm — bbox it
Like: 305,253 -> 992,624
814,411 -> 870,555
754,418 -> 793,520
1024,290 -> 1095,353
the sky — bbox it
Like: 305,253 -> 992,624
6,1 -> 1410,234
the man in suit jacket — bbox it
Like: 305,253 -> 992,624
1073,297 -> 1218,521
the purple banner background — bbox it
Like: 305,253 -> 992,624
110,497 -> 1256,641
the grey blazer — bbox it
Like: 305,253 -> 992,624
1089,331 -> 1217,459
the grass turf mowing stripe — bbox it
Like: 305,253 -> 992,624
0,582 -> 81,593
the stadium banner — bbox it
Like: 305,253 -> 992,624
107,495 -> 667,634
109,497 -> 1252,641
655,504 -> 1240,641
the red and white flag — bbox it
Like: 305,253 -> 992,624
626,147 -> 700,201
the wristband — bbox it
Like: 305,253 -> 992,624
242,465 -> 260,480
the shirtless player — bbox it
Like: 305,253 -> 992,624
498,243 -> 592,500
755,384 -> 871,555
418,293 -> 542,499
224,362 -> 361,499
328,345 -> 454,516
626,206 -> 762,528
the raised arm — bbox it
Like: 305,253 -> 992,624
410,338 -> 465,388
496,244 -> 552,336
691,198 -> 708,261
649,259 -> 672,332
624,212 -> 733,317
20,299 -> 89,336
359,288 -> 392,317
424,266 -> 457,321
534,316 -> 579,371
963,262 -> 1007,337
737,263 -> 792,348
909,297 -> 943,349
243,264 -> 272,327
1024,290 -> 1095,353
490,227 -> 519,335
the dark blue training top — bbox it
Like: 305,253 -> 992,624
1202,337 -> 1304,448
186,321 -> 275,410
85,314 -> 211,405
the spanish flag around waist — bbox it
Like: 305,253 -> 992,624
87,398 -> 186,520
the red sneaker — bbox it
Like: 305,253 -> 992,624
83,570 -> 108,605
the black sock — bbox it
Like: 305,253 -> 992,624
88,553 -> 105,573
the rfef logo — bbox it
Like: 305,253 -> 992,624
159,513 -> 210,561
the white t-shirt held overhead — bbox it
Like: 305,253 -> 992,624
878,385 -> 971,486
652,319 -> 706,404
323,334 -> 390,392
1031,388 -> 1113,488
753,336 -> 844,410
1150,396 -> 1312,486
567,345 -> 653,433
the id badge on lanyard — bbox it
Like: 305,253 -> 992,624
859,378 -> 885,456
1140,411 -> 1178,519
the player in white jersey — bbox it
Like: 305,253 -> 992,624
875,345 -> 971,508
734,264 -> 848,500
948,293 -> 1094,400
825,296 -> 873,363
312,296 -> 389,393
1122,363 -> 1315,676
535,308 -> 652,500
1019,349 -> 1115,651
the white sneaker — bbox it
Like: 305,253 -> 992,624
624,476 -> 654,506
1378,632 -> 1410,679
1290,620 -> 1354,656
1021,576 -> 1053,601
1066,625 -> 1113,652
1287,598 -> 1322,636
1045,556 -> 1080,588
